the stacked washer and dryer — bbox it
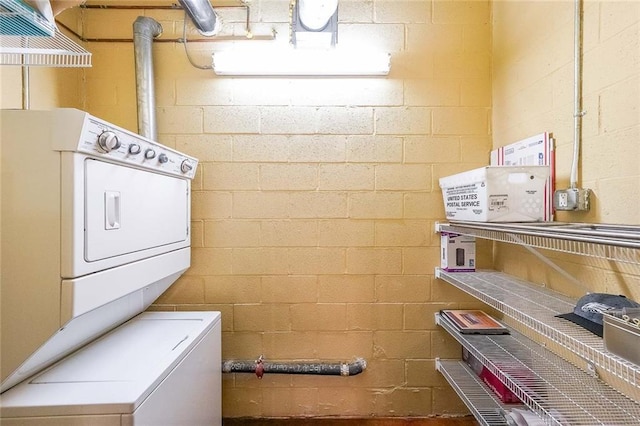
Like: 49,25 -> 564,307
0,108 -> 221,425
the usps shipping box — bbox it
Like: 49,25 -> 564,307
441,232 -> 476,272
491,133 -> 555,221
439,165 -> 550,222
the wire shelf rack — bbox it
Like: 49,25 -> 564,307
1,0 -> 91,67
437,222 -> 640,264
436,313 -> 640,425
436,359 -> 519,425
0,0 -> 55,36
436,269 -> 640,392
1,29 -> 91,66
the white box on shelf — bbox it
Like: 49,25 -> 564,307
490,133 -> 555,221
441,232 -> 476,272
439,166 -> 550,222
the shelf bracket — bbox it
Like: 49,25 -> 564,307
586,361 -> 598,378
510,234 -> 589,293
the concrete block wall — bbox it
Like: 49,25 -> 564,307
5,0 -> 638,420
0,65 -> 82,110
138,0 -> 492,417
491,1 -> 640,301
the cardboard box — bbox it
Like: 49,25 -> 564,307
441,233 -> 475,272
491,133 -> 555,221
439,165 -> 550,222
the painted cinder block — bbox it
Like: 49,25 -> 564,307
203,106 -> 260,134
319,164 -> 374,190
318,219 -> 375,247
375,275 -> 431,303
375,164 -> 431,190
346,248 -> 403,274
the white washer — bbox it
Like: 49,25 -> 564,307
0,312 -> 221,426
0,109 -> 221,425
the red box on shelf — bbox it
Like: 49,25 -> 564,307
462,347 -> 522,404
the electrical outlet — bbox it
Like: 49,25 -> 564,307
557,191 -> 569,208
553,188 -> 591,211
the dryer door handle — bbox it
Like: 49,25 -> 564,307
105,191 -> 121,230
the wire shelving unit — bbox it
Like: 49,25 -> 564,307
436,359 -> 518,426
434,221 -> 640,424
436,269 -> 640,391
437,313 -> 640,425
437,221 -> 640,264
0,0 -> 91,67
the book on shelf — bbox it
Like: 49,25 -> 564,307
440,309 -> 509,335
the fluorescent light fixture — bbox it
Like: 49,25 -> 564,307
212,48 -> 390,76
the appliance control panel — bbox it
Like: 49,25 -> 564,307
75,116 -> 198,179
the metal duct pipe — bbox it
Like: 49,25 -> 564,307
179,0 -> 219,36
133,16 -> 162,140
297,0 -> 338,30
222,357 -> 367,378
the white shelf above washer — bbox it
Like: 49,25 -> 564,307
0,0 -> 91,67
436,313 -> 640,425
436,269 -> 640,392
1,28 -> 91,66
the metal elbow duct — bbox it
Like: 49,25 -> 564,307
291,0 -> 338,48
133,16 -> 162,140
179,0 -> 220,37
298,0 -> 338,31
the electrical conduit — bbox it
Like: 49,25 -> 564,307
571,0 -> 585,189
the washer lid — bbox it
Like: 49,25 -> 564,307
33,318 -> 193,383
0,311 -> 221,418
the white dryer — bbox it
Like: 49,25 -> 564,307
0,109 -> 221,425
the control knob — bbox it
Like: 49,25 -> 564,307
129,144 -> 142,155
97,131 -> 121,153
180,160 -> 193,174
144,149 -> 156,160
158,153 -> 169,164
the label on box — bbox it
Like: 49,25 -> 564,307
444,184 -> 484,213
489,195 -> 508,212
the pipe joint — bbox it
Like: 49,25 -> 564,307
133,16 -> 163,39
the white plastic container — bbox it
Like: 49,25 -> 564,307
439,166 -> 550,222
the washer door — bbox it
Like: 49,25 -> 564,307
85,159 -> 188,262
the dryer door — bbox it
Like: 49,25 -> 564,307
84,159 -> 188,262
